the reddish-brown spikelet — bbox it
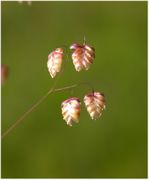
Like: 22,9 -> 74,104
70,43 -> 95,71
61,97 -> 81,126
1,64 -> 9,85
47,48 -> 63,78
84,92 -> 106,120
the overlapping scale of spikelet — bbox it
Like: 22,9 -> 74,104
47,48 -> 63,78
61,97 -> 81,126
84,92 -> 106,120
70,43 -> 95,72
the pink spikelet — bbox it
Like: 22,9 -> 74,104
61,97 -> 81,126
47,48 -> 63,78
70,43 -> 95,72
84,92 -> 106,120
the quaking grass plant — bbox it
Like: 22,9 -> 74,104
2,38 -> 106,139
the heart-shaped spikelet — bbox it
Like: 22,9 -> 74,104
70,43 -> 95,72
84,92 -> 106,120
47,48 -> 63,78
61,97 -> 81,126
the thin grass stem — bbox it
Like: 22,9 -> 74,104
2,84 -> 78,139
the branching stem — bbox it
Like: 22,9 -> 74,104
2,46 -> 71,140
2,45 -> 93,139
2,84 -> 78,139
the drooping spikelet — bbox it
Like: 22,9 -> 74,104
18,0 -> 32,5
61,97 -> 81,126
47,48 -> 63,78
84,92 -> 106,120
70,43 -> 95,71
1,64 -> 9,85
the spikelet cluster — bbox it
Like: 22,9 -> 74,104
47,48 -> 63,78
61,97 -> 81,126
84,92 -> 106,120
46,39 -> 106,126
70,43 -> 95,71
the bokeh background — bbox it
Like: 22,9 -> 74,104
2,1 -> 147,178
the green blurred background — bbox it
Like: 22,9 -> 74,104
2,1 -> 147,178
